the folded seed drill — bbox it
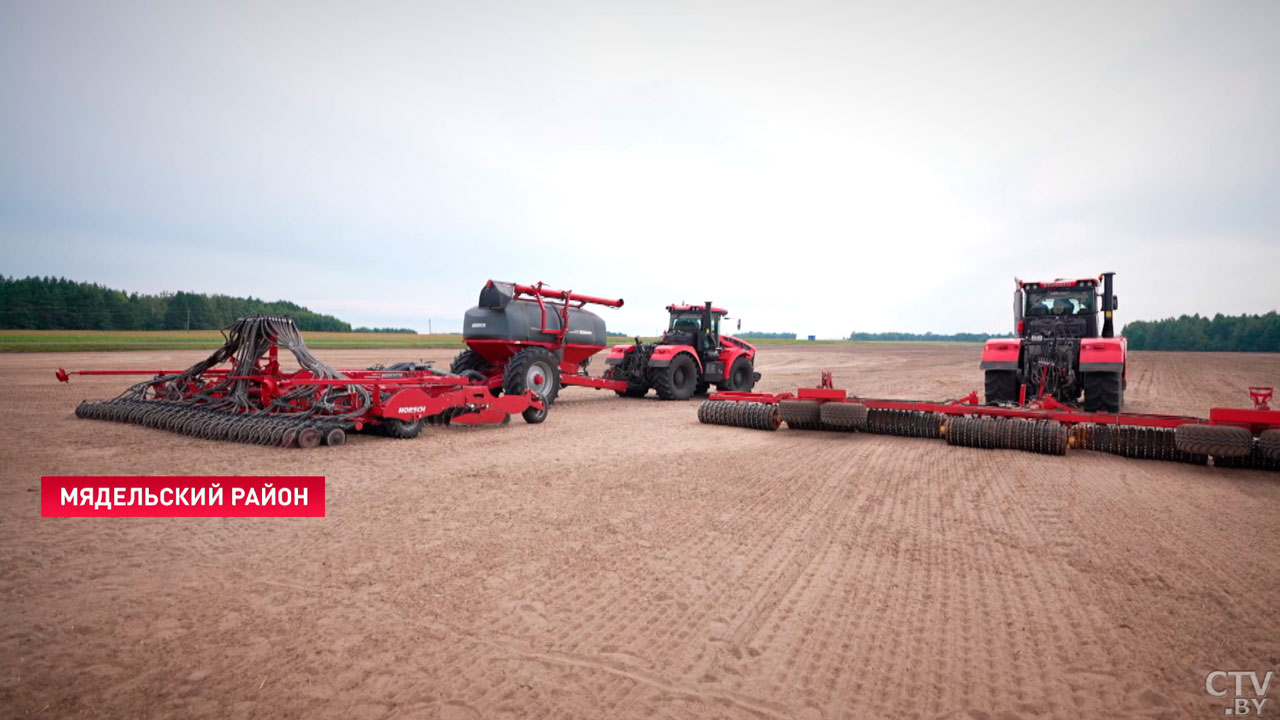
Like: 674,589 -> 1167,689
58,315 -> 546,448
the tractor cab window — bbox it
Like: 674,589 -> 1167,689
1025,290 -> 1094,317
670,314 -> 702,332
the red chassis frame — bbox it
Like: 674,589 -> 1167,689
710,373 -> 1278,434
57,358 -> 545,430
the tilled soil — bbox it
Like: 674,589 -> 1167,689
1,344 -> 1278,719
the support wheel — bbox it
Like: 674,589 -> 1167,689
649,353 -> 698,400
1083,371 -> 1123,413
384,417 -> 424,439
504,347 -> 561,406
522,402 -> 548,424
297,427 -> 322,449
984,370 -> 1018,405
324,427 -> 346,446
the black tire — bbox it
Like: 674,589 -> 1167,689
522,403 -> 548,424
607,366 -> 648,397
725,356 -> 756,392
1175,424 -> 1254,459
503,347 -> 561,406
1260,429 -> 1280,461
984,370 -> 1018,405
384,417 -> 423,439
650,353 -> 698,400
606,356 -> 649,397
451,349 -> 501,396
450,349 -> 493,375
1083,371 -> 1124,413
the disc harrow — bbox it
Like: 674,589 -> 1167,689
58,315 -> 547,448
700,375 -> 1280,471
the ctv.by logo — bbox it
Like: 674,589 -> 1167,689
1206,670 -> 1274,716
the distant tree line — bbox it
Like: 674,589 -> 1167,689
352,327 -> 417,334
738,331 -> 797,339
848,331 -> 1011,342
1124,313 -> 1280,352
0,275 -> 351,332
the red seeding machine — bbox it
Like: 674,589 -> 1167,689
449,280 -> 760,403
58,315 -> 546,448
701,375 -> 1280,471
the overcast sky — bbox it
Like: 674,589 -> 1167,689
1,0 -> 1277,337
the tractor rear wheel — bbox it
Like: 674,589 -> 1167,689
1083,371 -> 1124,413
504,347 -> 561,406
984,370 -> 1018,405
650,353 -> 698,400
607,366 -> 649,397
725,356 -> 756,392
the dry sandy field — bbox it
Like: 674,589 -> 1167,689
1,344 -> 1278,719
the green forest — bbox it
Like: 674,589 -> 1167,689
0,276 -> 353,332
1123,313 -> 1280,351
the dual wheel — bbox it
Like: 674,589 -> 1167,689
650,354 -> 756,401
984,369 -> 1124,413
448,348 -> 552,424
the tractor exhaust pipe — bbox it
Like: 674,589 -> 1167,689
1101,271 -> 1116,338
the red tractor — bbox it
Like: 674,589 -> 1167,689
979,271 -> 1127,412
603,302 -> 760,400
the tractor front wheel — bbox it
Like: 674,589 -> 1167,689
650,353 -> 698,400
725,356 -> 756,392
504,347 -> 561,406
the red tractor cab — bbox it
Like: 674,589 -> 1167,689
604,302 -> 760,400
979,271 -> 1127,412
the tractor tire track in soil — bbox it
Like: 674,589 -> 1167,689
0,345 -> 1277,718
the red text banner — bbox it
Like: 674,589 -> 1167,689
41,476 -> 326,517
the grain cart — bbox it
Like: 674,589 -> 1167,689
980,272 -> 1126,412
449,281 -> 628,405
